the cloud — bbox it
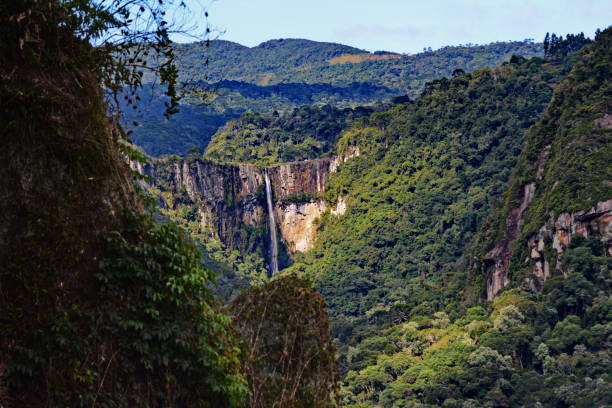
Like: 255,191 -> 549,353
334,25 -> 424,39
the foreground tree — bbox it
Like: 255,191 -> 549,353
0,1 -> 246,406
229,276 -> 339,408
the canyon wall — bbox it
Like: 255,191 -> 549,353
484,198 -> 611,300
142,150 -> 358,268
474,100 -> 612,300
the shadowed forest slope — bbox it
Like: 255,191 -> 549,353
126,39 -> 543,156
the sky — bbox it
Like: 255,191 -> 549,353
175,0 -> 611,54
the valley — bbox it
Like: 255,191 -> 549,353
2,2 -> 610,405
136,30 -> 611,407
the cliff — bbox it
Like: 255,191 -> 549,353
143,151 -> 356,272
469,31 -> 612,300
483,197 -> 612,300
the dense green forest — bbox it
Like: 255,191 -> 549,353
125,80 -> 398,156
205,104 -> 387,164
0,1 -> 249,405
286,53 -> 573,324
140,29 -> 611,408
131,28 -> 610,408
467,29 -> 607,295
175,39 -> 543,92
327,31 -> 612,407
125,39 -> 543,157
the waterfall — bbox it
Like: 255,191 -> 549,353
264,170 -> 279,275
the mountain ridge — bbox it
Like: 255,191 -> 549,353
126,38 -> 544,157
175,37 -> 543,88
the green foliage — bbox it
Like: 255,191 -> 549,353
544,315 -> 586,353
227,30 -> 612,408
543,32 -> 592,59
0,1 -> 249,406
205,105 -> 381,164
177,39 -> 543,97
340,219 -> 611,407
279,192 -> 323,206
229,276 -> 339,408
493,305 -> 525,331
288,55 -> 564,334
123,86 -> 243,157
96,211 -> 247,406
468,29 -> 611,296
3,210 -> 248,407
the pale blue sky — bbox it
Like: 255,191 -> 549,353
176,0 -> 610,54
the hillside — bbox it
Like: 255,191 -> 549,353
81,22 -> 612,408
176,38 -> 543,94
338,30 -> 611,407
125,39 -> 543,156
285,54 -> 571,326
204,103 -> 390,164
10,0 -> 611,407
468,28 -> 612,300
127,29 -> 609,408
145,47 -> 573,323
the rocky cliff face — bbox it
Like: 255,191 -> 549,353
143,152 -> 357,270
275,200 -> 328,252
479,106 -> 612,300
484,183 -> 536,300
141,159 -> 265,250
268,157 -> 347,252
484,197 -> 611,300
477,108 -> 611,300
470,31 -> 612,301
478,134 -> 611,300
526,199 -> 612,277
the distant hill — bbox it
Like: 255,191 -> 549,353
175,39 -> 367,85
126,38 -> 543,156
176,38 -> 543,94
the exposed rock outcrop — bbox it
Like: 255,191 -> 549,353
527,199 -> 612,277
142,154 -> 356,270
331,197 -> 347,216
276,200 -> 328,252
478,139 -> 611,300
484,196 -> 612,300
269,158 -> 332,199
484,182 -> 536,300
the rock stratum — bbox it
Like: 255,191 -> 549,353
139,150 -> 358,271
484,197 -> 612,300
468,33 -> 612,300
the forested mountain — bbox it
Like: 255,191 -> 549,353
205,104 -> 389,164
175,38 -> 543,93
468,30 -> 609,300
286,53 -> 573,324
140,29 -> 611,408
337,30 -> 611,407
125,80 -> 397,156
125,39 -> 543,157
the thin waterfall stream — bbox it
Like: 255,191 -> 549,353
264,171 -> 279,275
